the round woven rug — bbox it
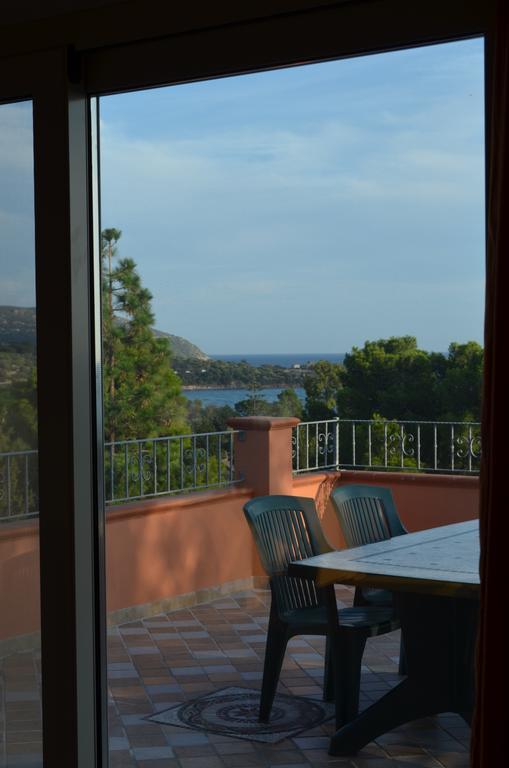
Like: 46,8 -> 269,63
148,686 -> 334,744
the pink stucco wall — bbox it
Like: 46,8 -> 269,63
105,485 -> 263,614
293,469 -> 479,544
0,521 -> 41,642
338,470 -> 479,531
0,418 -> 480,644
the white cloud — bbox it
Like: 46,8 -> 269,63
99,44 -> 485,352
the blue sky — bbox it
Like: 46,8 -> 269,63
0,38 -> 485,355
100,38 -> 485,355
0,102 -> 35,307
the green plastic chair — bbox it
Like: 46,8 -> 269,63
243,494 -> 400,726
331,484 -> 408,673
331,485 -> 407,548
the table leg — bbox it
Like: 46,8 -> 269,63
329,592 -> 478,756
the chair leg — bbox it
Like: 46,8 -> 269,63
333,632 -> 367,730
323,634 -> 334,701
353,587 -> 367,607
398,635 -> 407,676
259,616 -> 289,722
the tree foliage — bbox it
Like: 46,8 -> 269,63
233,387 -> 304,419
308,336 -> 484,423
0,371 -> 38,517
173,357 -> 305,388
435,341 -> 483,421
0,369 -> 37,452
337,337 -> 436,420
186,401 -> 237,434
101,229 -> 188,442
303,361 -> 343,420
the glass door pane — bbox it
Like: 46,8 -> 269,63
0,100 -> 42,767
96,37 -> 484,766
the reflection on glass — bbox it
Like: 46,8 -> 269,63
0,101 -> 42,767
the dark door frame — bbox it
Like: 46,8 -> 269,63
0,50 -> 107,768
0,1 -> 493,765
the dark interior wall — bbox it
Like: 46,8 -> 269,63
0,0 -> 129,27
0,0 -> 495,65
0,0 -> 345,56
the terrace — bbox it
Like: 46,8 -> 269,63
0,417 -> 479,767
2,588 -> 470,768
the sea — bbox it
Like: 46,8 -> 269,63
182,352 -> 344,408
184,386 -> 307,408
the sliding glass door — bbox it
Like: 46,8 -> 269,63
0,5 -> 491,767
0,97 -> 43,768
1,50 -> 107,768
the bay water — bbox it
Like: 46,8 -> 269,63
183,386 -> 306,408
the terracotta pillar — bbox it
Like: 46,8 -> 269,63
227,416 -> 300,496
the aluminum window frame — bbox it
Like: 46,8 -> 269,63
0,50 -> 107,768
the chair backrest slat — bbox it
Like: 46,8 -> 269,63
332,484 -> 406,548
243,495 -> 330,613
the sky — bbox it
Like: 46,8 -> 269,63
0,101 -> 36,307
1,38 -> 485,355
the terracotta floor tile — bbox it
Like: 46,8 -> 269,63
0,588 -> 469,768
173,745 -> 218,757
221,754 -> 267,768
179,756 -> 226,768
109,749 -> 137,767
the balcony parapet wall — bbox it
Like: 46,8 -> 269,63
292,468 -> 479,551
228,416 -> 299,496
1,416 -> 480,650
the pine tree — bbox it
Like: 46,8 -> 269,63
101,229 -> 188,442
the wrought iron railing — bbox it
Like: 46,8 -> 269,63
104,430 -> 240,503
1,419 -> 482,521
293,418 -> 481,475
0,449 -> 39,522
292,419 -> 340,474
0,429 -> 240,521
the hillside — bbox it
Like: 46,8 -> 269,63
0,306 -> 209,360
0,306 -> 37,345
152,328 -> 209,361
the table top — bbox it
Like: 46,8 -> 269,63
289,520 -> 480,598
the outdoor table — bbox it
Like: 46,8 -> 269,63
288,519 -> 480,755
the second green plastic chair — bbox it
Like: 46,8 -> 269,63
331,484 -> 408,673
331,484 -> 407,548
243,494 -> 400,727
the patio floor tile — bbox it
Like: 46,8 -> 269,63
0,588 -> 471,768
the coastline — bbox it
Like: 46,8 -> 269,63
181,384 -> 299,391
